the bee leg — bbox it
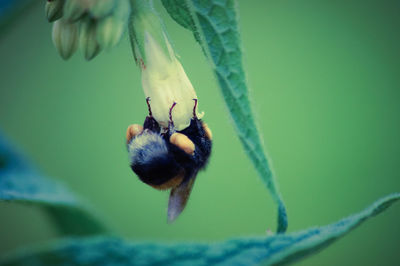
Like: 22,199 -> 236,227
146,97 -> 153,117
143,97 -> 161,133
190,99 -> 212,139
192,98 -> 198,118
168,102 -> 177,133
190,99 -> 212,140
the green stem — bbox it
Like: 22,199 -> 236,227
128,0 -> 170,64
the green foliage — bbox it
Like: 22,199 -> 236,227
162,0 -> 195,32
1,193 -> 399,266
0,133 -> 109,236
162,0 -> 288,233
161,0 -> 201,42
0,1 -> 399,265
129,0 -> 169,65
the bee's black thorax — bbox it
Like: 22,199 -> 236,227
177,118 -> 212,168
143,116 -> 160,133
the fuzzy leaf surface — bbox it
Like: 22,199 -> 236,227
1,193 -> 399,266
0,133 -> 109,235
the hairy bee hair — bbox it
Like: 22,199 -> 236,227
128,130 -> 182,186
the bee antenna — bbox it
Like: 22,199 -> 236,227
146,97 -> 153,117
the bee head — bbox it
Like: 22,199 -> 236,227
128,130 -> 183,189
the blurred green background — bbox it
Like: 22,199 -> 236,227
1,0 -> 400,265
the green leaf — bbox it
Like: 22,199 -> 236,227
0,132 -> 109,236
1,193 -> 399,266
162,0 -> 288,232
161,0 -> 201,42
162,0 -> 195,31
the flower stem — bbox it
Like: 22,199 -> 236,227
129,0 -> 169,65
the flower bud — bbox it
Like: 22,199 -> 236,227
90,0 -> 116,19
52,19 -> 79,60
45,0 -> 65,22
64,0 -> 93,21
96,0 -> 130,50
80,19 -> 101,61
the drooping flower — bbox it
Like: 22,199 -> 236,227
139,32 -> 203,130
130,5 -> 203,130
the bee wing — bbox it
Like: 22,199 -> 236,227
167,173 -> 197,223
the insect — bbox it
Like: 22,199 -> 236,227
126,97 -> 212,222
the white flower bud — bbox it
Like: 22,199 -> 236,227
90,0 -> 115,18
52,19 -> 79,60
64,0 -> 93,21
140,32 -> 203,130
80,19 -> 101,61
96,0 -> 130,50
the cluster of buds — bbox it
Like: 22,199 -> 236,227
46,0 -> 130,60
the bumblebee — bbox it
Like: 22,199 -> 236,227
127,98 -> 212,222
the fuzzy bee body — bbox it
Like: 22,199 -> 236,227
129,128 -> 182,188
127,105 -> 212,222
